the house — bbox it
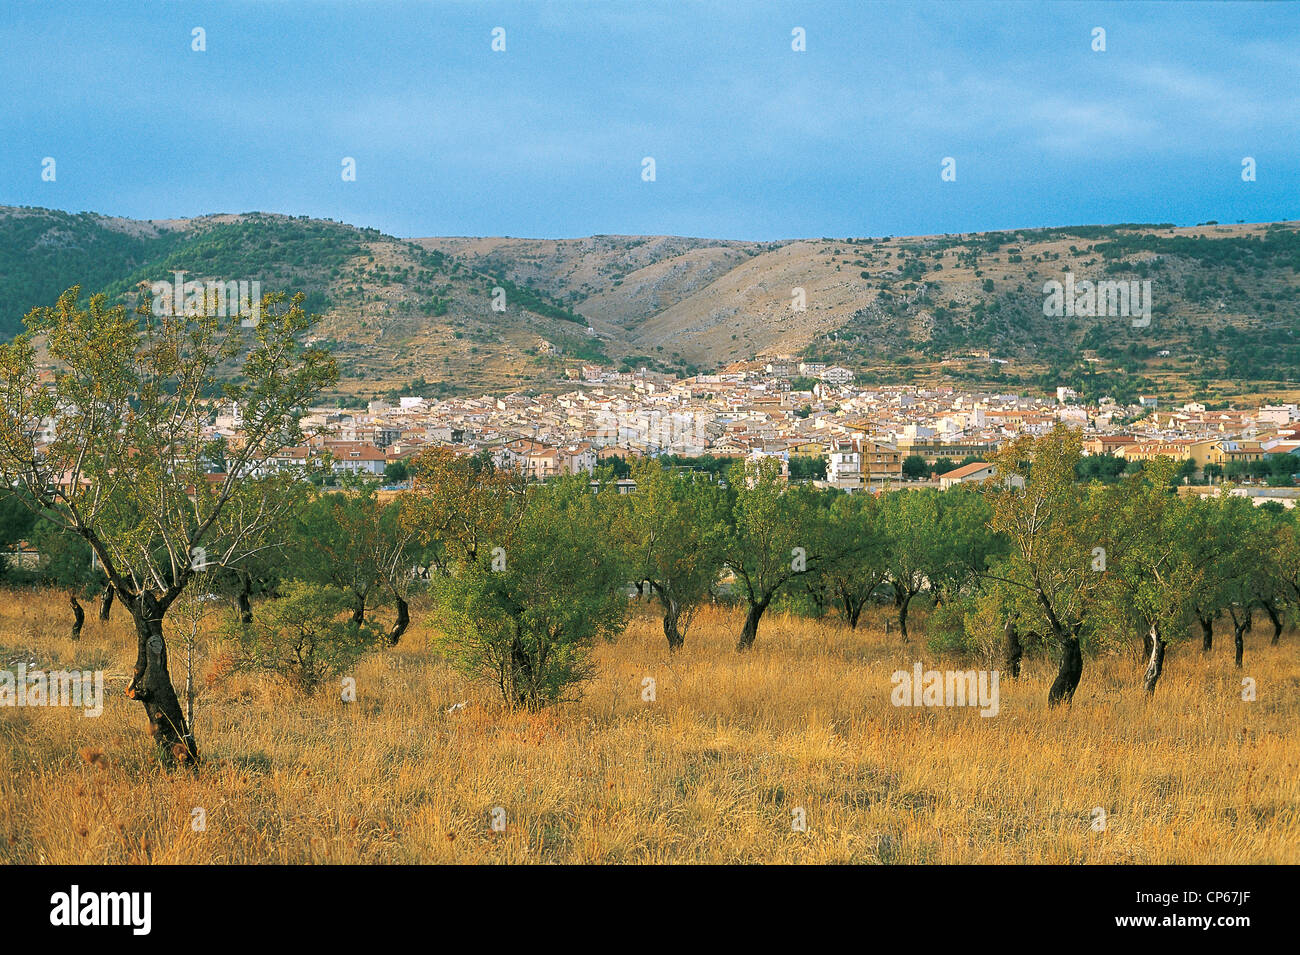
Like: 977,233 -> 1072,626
745,448 -> 789,480
524,446 -> 561,481
937,461 -> 1023,490
559,442 -> 597,476
860,440 -> 903,483
1082,435 -> 1137,457
1207,439 -> 1267,467
827,449 -> 862,491
1118,442 -> 1193,463
252,445 -> 312,476
327,443 -> 387,477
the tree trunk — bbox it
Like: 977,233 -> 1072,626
126,592 -> 197,762
387,594 -> 410,645
351,592 -> 366,626
1047,633 -> 1083,707
506,625 -> 534,710
1142,622 -> 1165,696
1262,600 -> 1283,646
1003,618 -> 1022,678
1227,606 -> 1250,669
1199,613 -> 1213,653
237,571 -> 253,625
736,599 -> 769,651
98,583 -> 114,621
69,592 -> 85,641
897,592 -> 914,644
662,596 -> 685,651
846,597 -> 864,631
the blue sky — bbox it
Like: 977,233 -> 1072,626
2,1 -> 1297,240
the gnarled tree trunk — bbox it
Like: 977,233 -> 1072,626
842,592 -> 866,631
897,592 -> 914,644
1198,612 -> 1213,653
1261,600 -> 1283,646
69,592 -> 85,641
1047,632 -> 1083,707
649,582 -> 685,651
1142,622 -> 1166,695
662,594 -> 686,651
237,570 -> 254,625
1228,607 -> 1250,669
662,611 -> 684,651
387,594 -> 410,645
125,591 -> 197,762
98,583 -> 114,621
351,592 -> 366,626
1003,617 -> 1022,678
736,597 -> 769,651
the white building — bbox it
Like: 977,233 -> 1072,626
827,450 -> 863,491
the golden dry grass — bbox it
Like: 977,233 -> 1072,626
1,591 -> 1296,864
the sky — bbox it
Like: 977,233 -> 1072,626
2,1 -> 1298,240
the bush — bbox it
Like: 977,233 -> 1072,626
432,477 -> 630,710
925,596 -> 976,655
228,581 -> 385,693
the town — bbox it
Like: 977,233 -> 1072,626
232,358 -> 1300,503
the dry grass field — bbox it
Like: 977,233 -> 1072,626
1,590 -> 1296,864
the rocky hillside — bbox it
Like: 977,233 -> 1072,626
0,207 -> 608,397
4,205 -> 1298,401
423,222 -> 1300,401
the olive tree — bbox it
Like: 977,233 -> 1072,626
433,475 -> 631,709
721,458 -> 823,650
985,426 -> 1106,706
0,287 -> 336,760
624,461 -> 726,650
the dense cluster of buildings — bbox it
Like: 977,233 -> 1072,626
219,360 -> 1300,501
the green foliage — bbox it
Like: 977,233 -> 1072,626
432,476 -> 631,709
228,580 -> 385,693
986,426 -> 1104,650
623,462 -> 727,647
100,215 -> 364,312
1091,460 -> 1202,653
0,209 -> 184,339
487,275 -> 586,325
29,514 -> 102,595
926,595 -> 977,655
0,287 -> 337,603
901,455 -> 928,479
0,489 -> 37,580
788,454 -> 827,480
1076,453 -> 1127,483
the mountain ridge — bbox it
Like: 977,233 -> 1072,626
3,205 -> 1297,402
